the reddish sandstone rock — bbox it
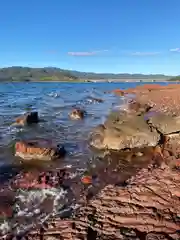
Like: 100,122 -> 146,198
136,83 -> 162,90
125,84 -> 180,116
15,140 -> 66,161
11,168 -> 69,190
111,89 -> 125,96
74,166 -> 180,239
69,109 -> 85,120
124,84 -> 180,95
81,175 -> 92,185
12,112 -> 39,126
26,164 -> 180,240
129,84 -> 180,92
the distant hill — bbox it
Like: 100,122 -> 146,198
168,76 -> 180,81
0,66 -> 172,81
70,70 -> 171,80
0,67 -> 78,82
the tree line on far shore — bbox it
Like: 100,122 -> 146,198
0,66 -> 172,81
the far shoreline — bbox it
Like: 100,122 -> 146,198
0,79 -> 178,83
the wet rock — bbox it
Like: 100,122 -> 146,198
12,112 -> 39,126
74,165 -> 180,239
145,232 -> 170,240
128,100 -> 152,115
112,89 -> 125,96
147,113 -> 180,135
81,174 -> 93,185
12,168 -> 69,190
89,124 -> 106,149
0,191 -> 15,219
104,110 -> 131,125
69,109 -> 85,120
15,140 -> 66,161
90,113 -> 159,150
27,165 -> 180,240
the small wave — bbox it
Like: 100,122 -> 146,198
113,103 -> 129,112
48,92 -> 60,98
0,82 -> 130,237
0,187 -> 67,237
65,164 -> 72,168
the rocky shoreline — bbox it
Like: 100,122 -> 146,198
2,84 -> 180,239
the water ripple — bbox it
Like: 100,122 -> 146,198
0,81 -> 169,237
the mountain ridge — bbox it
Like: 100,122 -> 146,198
0,66 -> 172,81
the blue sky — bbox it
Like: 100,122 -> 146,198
1,0 -> 180,75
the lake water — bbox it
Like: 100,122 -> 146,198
0,81 -> 172,237
0,81 -> 171,166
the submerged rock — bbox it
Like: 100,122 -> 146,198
90,113 -> 159,150
15,140 -> 66,161
69,109 -> 86,120
12,112 -> 39,126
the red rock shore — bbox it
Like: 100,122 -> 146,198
125,83 -> 180,116
18,84 -> 180,239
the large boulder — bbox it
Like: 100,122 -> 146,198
15,140 -> 66,161
90,112 -> 160,150
147,113 -> 180,135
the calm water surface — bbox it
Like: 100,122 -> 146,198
0,81 -> 172,236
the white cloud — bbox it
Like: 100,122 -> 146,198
68,50 -> 109,56
170,48 -> 180,52
130,51 -> 160,56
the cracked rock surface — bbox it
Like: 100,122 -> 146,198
27,164 -> 180,240
90,112 -> 160,150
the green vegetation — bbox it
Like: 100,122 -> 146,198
0,67 -> 78,82
168,76 -> 180,81
0,66 -> 172,82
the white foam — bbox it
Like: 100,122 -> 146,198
48,92 -> 59,98
64,164 -> 72,169
0,221 -> 11,236
113,103 -> 129,111
16,210 -> 28,217
33,208 -> 40,214
1,187 -> 68,237
68,172 -> 78,179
